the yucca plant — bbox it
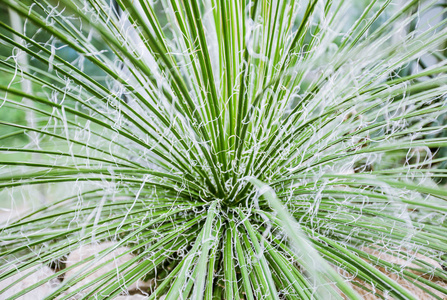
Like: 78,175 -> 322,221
1,0 -> 447,298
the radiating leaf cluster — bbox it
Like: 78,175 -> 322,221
0,0 -> 447,299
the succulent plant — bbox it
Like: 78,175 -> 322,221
0,0 -> 446,299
